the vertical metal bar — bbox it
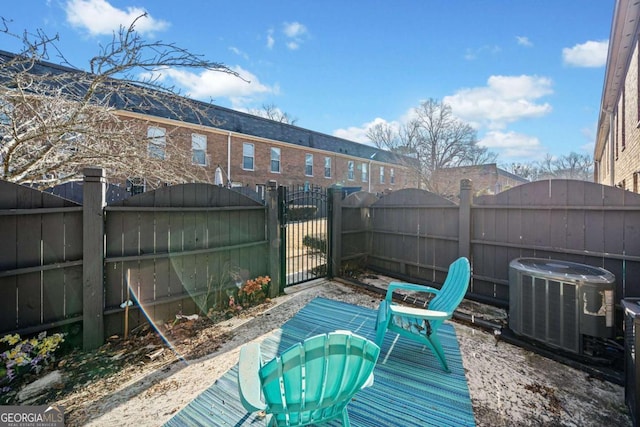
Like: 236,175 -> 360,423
327,187 -> 333,278
303,187 -> 306,279
631,313 -> 640,425
325,186 -> 328,276
298,185 -> 301,283
295,186 -> 299,284
278,186 -> 287,291
279,185 -> 331,286
306,189 -> 310,279
304,188 -> 306,280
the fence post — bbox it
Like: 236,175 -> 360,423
458,179 -> 472,260
328,188 -> 342,279
83,167 -> 106,350
266,180 -> 281,298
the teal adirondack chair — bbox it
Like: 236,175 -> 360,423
375,257 -> 471,372
238,330 -> 381,426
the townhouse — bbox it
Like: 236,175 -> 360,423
595,0 -> 640,190
0,50 -> 418,196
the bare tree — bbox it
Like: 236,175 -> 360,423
502,152 -> 593,182
464,144 -> 498,166
505,163 -> 535,181
367,98 -> 495,188
412,99 -> 480,173
0,14 -> 240,189
366,120 -> 421,158
249,103 -> 298,125
366,121 -> 398,150
552,152 -> 593,180
536,153 -> 555,179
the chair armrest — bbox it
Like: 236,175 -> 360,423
376,300 -> 389,329
388,305 -> 450,320
362,372 -> 375,389
238,342 -> 266,413
385,281 -> 441,301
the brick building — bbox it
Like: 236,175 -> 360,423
0,50 -> 418,197
595,0 -> 640,191
431,164 -> 528,200
118,106 -> 417,198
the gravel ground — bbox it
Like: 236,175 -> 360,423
52,279 -> 631,426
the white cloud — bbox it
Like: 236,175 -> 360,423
283,21 -> 308,50
333,126 -> 372,144
464,45 -> 501,60
266,29 -> 275,49
283,22 -> 307,38
229,46 -> 249,60
153,66 -> 277,102
562,40 -> 608,67
479,130 -> 545,161
580,123 -> 597,154
334,116 -> 548,162
334,76 -> 553,160
581,140 -> 595,155
516,36 -> 533,47
265,22 -> 309,51
65,0 -> 168,36
444,75 -> 553,129
333,117 -> 395,145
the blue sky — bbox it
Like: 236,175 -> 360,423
1,0 -> 613,166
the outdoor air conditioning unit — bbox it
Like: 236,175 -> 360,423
509,258 -> 615,355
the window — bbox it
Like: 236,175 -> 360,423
380,166 -> 385,184
361,163 -> 368,182
390,168 -> 395,184
324,157 -> 331,178
270,147 -> 281,173
347,161 -> 355,180
255,184 -> 265,201
191,133 -> 207,165
147,126 -> 166,159
243,143 -> 254,170
305,153 -> 313,176
126,177 -> 145,195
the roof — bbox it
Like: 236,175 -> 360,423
496,166 -> 529,183
0,49 -> 414,167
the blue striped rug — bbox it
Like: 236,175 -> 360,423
165,297 -> 475,426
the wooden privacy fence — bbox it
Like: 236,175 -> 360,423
0,180 -> 83,339
338,184 -> 467,289
4,173 -> 640,348
0,169 -> 280,349
471,179 -> 640,306
336,179 -> 640,310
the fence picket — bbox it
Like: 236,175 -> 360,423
4,176 -> 640,345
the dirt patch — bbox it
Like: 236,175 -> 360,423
5,279 -> 632,426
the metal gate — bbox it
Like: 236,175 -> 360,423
278,185 -> 330,286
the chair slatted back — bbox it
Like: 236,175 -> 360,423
429,257 -> 471,314
258,332 -> 380,426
